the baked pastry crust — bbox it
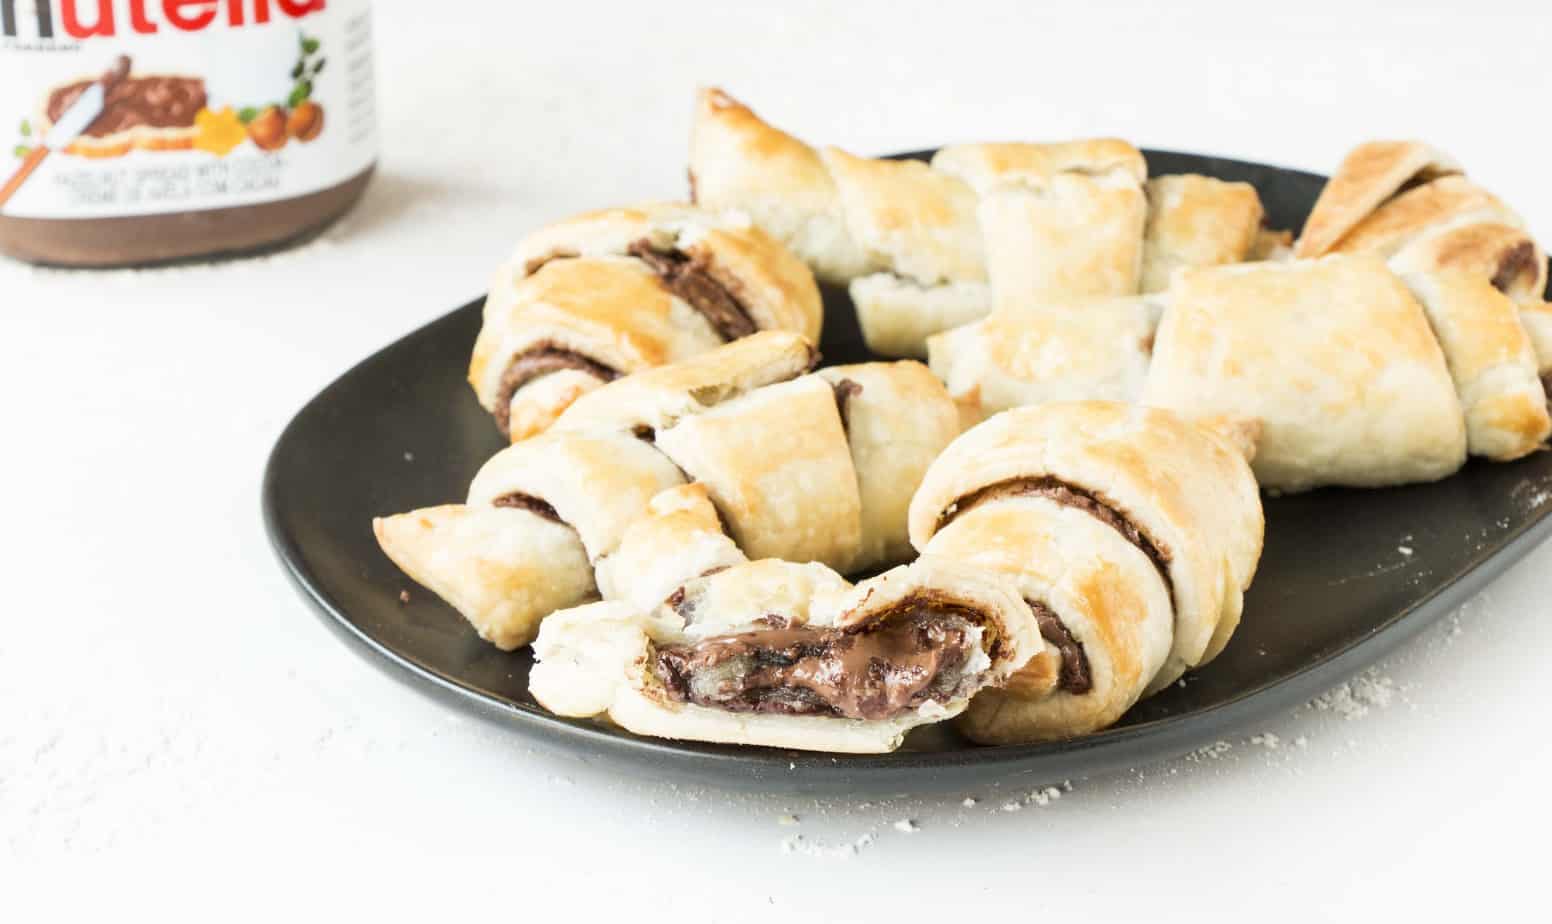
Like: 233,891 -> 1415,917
926,495 -> 1173,742
654,375 -> 863,570
504,202 -> 822,342
1141,174 -> 1264,293
688,88 -> 876,283
470,256 -> 725,440
1294,140 -> 1461,258
1142,256 -> 1467,491
593,484 -> 748,614
1329,175 -> 1519,258
372,505 -> 595,651
530,556 -> 1037,753
554,329 -> 816,434
909,401 -> 1262,695
1399,272 -> 1550,461
1388,218 -> 1547,307
930,140 -> 1147,193
848,275 -> 991,359
471,202 -> 822,442
820,147 -> 986,286
977,171 -> 1146,306
927,295 -> 1162,425
816,362 -> 962,570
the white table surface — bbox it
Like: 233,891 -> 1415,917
5,1 -> 1549,916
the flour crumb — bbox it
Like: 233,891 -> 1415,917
1251,733 -> 1281,750
893,819 -> 919,834
1189,740 -> 1233,761
1001,800 -> 1022,813
1062,780 -> 1073,792
398,590 -> 410,604
961,797 -> 978,808
1026,786 -> 1062,807
780,833 -> 875,859
403,451 -> 415,462
1397,545 -> 1413,556
1295,735 -> 1309,748
1310,670 -> 1396,720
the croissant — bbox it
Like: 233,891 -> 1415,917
688,88 -> 1270,358
530,556 -> 1038,753
1295,141 -> 1547,306
468,203 -> 822,442
1142,256 -> 1550,492
376,332 -> 960,650
908,401 -> 1264,743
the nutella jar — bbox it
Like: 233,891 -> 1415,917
0,0 -> 376,266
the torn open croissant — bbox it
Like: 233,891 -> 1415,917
530,556 -> 1037,753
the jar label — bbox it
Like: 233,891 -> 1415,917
0,0 -> 377,219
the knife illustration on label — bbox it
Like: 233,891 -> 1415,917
0,55 -> 130,211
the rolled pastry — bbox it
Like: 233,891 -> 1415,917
530,556 -> 1038,753
469,202 -> 822,442
1296,142 -> 1546,305
1518,301 -> 1552,376
1294,140 -> 1461,259
930,139 -> 1147,192
1140,174 -> 1265,293
379,334 -> 961,649
909,401 -> 1263,718
373,430 -> 686,649
976,170 -> 1147,307
927,295 -> 1164,425
688,88 -> 877,284
1142,255 -> 1467,491
1398,271 -> 1551,461
1327,175 -> 1520,259
816,361 -> 962,569
654,374 -> 864,569
1388,218 -> 1547,307
593,483 -> 748,615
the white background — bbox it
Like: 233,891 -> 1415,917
4,1 -> 1549,918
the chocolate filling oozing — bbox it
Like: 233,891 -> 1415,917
491,342 -> 619,433
1491,240 -> 1538,295
653,601 -> 989,721
941,477 -> 1173,595
627,240 -> 758,342
1028,599 -> 1092,694
46,75 -> 206,137
492,492 -> 564,525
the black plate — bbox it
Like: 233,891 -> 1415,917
263,150 -> 1552,793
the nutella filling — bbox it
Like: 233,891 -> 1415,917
46,75 -> 206,137
1028,599 -> 1092,694
653,601 -> 989,721
627,239 -> 758,342
832,378 -> 863,431
1491,241 -> 1538,294
941,477 -> 1173,594
492,492 -> 564,525
492,343 -> 619,433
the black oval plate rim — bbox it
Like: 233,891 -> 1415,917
261,147 -> 1552,791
